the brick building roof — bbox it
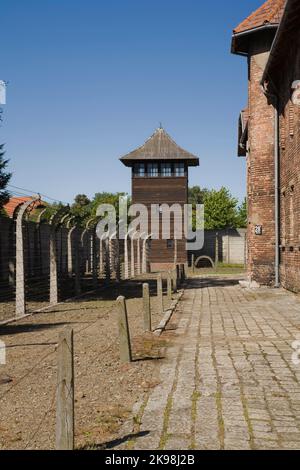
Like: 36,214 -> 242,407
120,127 -> 199,167
234,0 -> 285,34
3,197 -> 45,218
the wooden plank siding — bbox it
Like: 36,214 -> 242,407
132,173 -> 188,268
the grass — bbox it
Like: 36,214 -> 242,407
191,263 -> 246,276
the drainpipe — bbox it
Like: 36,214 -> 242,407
274,103 -> 280,288
261,83 -> 280,288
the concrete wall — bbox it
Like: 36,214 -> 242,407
189,229 -> 246,267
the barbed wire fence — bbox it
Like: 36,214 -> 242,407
0,192 -> 153,324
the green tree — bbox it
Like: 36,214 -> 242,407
71,194 -> 91,223
203,187 -> 238,230
188,186 -> 209,205
0,144 -> 11,209
236,197 -> 247,228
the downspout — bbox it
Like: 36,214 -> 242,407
274,102 -> 280,288
261,83 -> 280,287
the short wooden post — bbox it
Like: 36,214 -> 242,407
56,327 -> 74,450
143,283 -> 151,331
116,296 -> 132,363
157,274 -> 164,314
167,272 -> 172,302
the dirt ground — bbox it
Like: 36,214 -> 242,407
0,278 -> 179,450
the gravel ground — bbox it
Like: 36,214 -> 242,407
0,279 -> 178,450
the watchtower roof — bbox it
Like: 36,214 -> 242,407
120,127 -> 199,167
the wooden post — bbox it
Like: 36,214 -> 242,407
157,274 -> 164,314
167,272 -> 172,302
56,327 -> 74,450
116,296 -> 132,363
143,283 -> 151,331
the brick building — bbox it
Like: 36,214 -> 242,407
120,127 -> 199,272
232,0 -> 300,292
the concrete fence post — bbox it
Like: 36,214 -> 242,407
172,269 -> 177,293
130,234 -> 135,279
67,218 -> 76,279
137,235 -> 141,276
176,265 -> 181,287
192,254 -> 195,273
15,197 -> 40,317
116,296 -> 132,363
167,272 -> 172,302
92,231 -> 99,289
74,230 -> 81,297
157,274 -> 164,314
56,327 -> 75,451
124,234 -> 130,280
105,237 -> 111,283
143,283 -> 151,331
50,209 -> 70,306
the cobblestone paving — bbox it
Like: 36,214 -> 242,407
124,277 -> 300,450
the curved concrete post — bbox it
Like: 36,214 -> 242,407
35,208 -> 47,278
124,229 -> 134,280
15,197 -> 40,317
137,232 -> 142,276
49,208 -> 70,306
109,231 -> 117,278
142,234 -> 152,274
66,217 -> 76,279
174,239 -> 178,268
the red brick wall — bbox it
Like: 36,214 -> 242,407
277,36 -> 300,292
247,46 -> 276,285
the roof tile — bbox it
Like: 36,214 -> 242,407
234,0 -> 285,34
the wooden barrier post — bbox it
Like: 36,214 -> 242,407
143,283 -> 151,331
157,274 -> 164,314
167,272 -> 172,302
116,296 -> 132,363
56,327 -> 74,450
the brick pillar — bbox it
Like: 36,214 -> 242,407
247,40 -> 276,285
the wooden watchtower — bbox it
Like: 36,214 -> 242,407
120,127 -> 199,271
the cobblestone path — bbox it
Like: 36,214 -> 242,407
123,277 -> 300,450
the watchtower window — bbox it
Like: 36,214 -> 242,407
174,162 -> 185,177
134,163 -> 145,177
161,163 -> 172,177
148,163 -> 158,177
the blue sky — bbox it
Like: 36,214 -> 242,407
1,0 -> 264,204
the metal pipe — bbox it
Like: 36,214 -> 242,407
274,103 -> 280,288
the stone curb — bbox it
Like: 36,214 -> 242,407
153,288 -> 185,336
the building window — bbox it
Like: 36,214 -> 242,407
148,163 -> 158,177
167,240 -> 174,249
161,163 -> 172,177
134,163 -> 145,177
174,162 -> 185,177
